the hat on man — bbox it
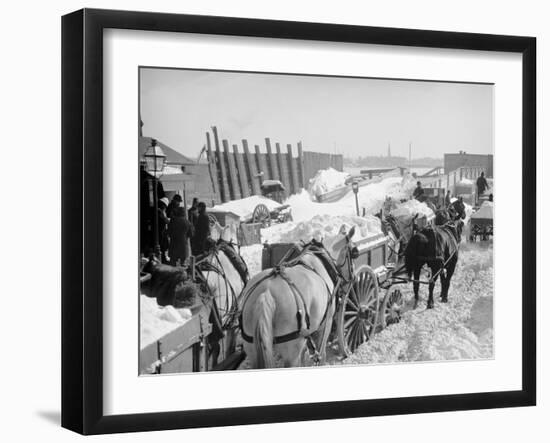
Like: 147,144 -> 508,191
159,197 -> 169,207
172,194 -> 182,202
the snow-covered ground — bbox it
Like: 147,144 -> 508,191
344,243 -> 493,364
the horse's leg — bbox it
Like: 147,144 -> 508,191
427,266 -> 437,309
317,303 -> 335,365
442,258 -> 458,302
279,340 -> 306,368
413,268 -> 421,309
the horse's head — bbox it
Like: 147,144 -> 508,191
326,225 -> 357,280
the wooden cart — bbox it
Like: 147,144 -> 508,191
260,231 -> 404,358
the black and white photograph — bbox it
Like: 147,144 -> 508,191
138,68 -> 494,373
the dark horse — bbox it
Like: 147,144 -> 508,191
404,220 -> 462,309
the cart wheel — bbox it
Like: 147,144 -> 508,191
208,214 -> 218,227
337,265 -> 379,358
252,204 -> 271,227
380,289 -> 403,329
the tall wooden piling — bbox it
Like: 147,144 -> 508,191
297,141 -> 306,189
255,144 -> 269,182
243,139 -> 260,195
233,143 -> 250,198
205,133 -> 218,201
265,138 -> 279,180
211,126 -> 228,202
286,144 -> 297,194
222,139 -> 240,200
276,142 -> 290,196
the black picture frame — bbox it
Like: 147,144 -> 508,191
62,8 -> 536,435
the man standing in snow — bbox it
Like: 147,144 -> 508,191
476,172 -> 489,204
412,181 -> 424,200
167,206 -> 194,266
188,197 -> 199,227
166,194 -> 182,219
191,202 -> 211,256
445,190 -> 452,207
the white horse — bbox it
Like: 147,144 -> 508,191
240,225 -> 356,369
198,241 -> 248,365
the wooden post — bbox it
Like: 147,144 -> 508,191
276,143 -> 290,196
211,127 -> 228,203
265,138 -> 278,180
297,141 -> 305,189
205,133 -> 219,203
286,143 -> 297,194
243,139 -> 260,195
233,143 -> 250,198
222,139 -> 239,200
255,144 -> 269,182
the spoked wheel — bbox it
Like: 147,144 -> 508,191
380,289 -> 404,329
252,204 -> 271,227
208,214 -> 218,227
337,265 -> 379,358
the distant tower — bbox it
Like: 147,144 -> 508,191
387,143 -> 391,158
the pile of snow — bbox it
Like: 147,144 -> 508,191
262,214 -> 382,244
284,175 -> 416,223
308,168 -> 350,196
211,195 -> 281,221
458,178 -> 474,185
239,244 -> 264,278
344,245 -> 493,364
140,294 -> 192,349
390,199 -> 435,220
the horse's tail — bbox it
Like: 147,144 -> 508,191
254,290 -> 276,369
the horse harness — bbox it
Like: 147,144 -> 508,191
239,241 -> 348,345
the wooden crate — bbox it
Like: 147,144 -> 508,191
238,223 -> 262,246
261,242 -> 297,270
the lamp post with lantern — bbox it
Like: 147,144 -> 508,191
143,138 -> 166,258
352,181 -> 360,216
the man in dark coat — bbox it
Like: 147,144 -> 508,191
188,198 -> 199,227
167,206 -> 194,266
444,190 -> 452,207
476,172 -> 489,204
191,202 -> 211,256
412,181 -> 424,200
166,194 -> 182,219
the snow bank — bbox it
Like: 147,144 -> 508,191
458,178 -> 474,185
390,199 -> 435,220
211,195 -> 281,221
344,245 -> 493,364
262,213 -> 382,244
239,244 -> 264,278
308,167 -> 349,196
140,295 -> 192,349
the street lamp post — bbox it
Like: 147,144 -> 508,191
144,139 -> 166,258
352,181 -> 359,216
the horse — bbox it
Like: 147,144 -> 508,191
239,225 -> 357,369
403,221 -> 462,309
195,239 -> 248,365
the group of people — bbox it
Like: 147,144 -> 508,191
156,195 -> 212,265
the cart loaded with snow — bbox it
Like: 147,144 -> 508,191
139,242 -> 249,374
469,201 -> 493,242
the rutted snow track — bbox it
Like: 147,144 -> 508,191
344,243 -> 493,365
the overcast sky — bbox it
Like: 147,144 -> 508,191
140,68 -> 493,160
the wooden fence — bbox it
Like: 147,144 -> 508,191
206,127 -> 343,203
